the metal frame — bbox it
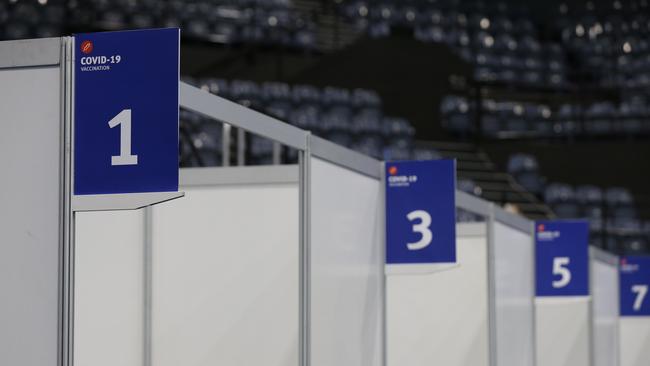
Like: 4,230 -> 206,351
143,207 -> 153,366
590,246 -> 619,267
61,36 -> 74,366
493,204 -> 532,233
0,37 -> 61,69
180,82 -> 308,150
309,135 -> 381,179
380,162 -> 387,366
487,204 -> 498,366
180,165 -> 299,186
72,192 -> 184,212
299,143 -> 311,366
456,190 -> 492,217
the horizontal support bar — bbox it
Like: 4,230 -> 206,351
0,37 -> 61,69
180,165 -> 299,187
457,222 -> 488,237
179,82 -> 308,150
385,262 -> 460,276
590,246 -> 619,266
310,135 -> 381,179
72,191 -> 184,212
493,204 -> 533,233
456,190 -> 492,217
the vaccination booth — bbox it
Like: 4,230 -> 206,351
590,247 -> 620,366
76,85 -> 386,366
386,193 -> 536,366
0,35 -> 384,366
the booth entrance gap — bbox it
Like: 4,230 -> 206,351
386,193 -> 536,366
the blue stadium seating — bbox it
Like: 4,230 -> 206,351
179,77 -> 416,165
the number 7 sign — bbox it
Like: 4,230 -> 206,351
620,256 -> 650,316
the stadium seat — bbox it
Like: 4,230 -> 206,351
508,153 -> 544,194
545,183 -> 579,218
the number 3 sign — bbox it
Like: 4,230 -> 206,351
385,160 -> 456,266
535,220 -> 590,297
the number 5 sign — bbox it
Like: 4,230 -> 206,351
535,220 -> 590,297
385,160 -> 456,267
620,256 -> 650,316
74,29 -> 179,195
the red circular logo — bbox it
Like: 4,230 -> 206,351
537,224 -> 545,232
80,40 -> 93,54
388,166 -> 398,176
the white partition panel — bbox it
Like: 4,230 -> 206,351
151,172 -> 299,366
492,221 -> 535,366
310,157 -> 383,366
619,318 -> 650,366
74,210 -> 145,366
387,223 -> 490,366
535,298 -> 591,366
592,256 -> 619,366
0,62 -> 61,365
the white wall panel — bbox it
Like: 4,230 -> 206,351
535,298 -> 590,366
493,222 -> 535,366
592,259 -> 619,366
74,210 -> 145,366
151,182 -> 299,366
619,318 -> 650,366
310,157 -> 383,366
0,66 -> 61,366
387,223 -> 490,366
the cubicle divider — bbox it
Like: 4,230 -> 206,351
619,316 -> 650,366
308,137 -> 384,366
491,210 -> 536,366
0,37 -> 63,366
590,247 -> 620,366
74,210 -> 146,366
74,151 -> 302,365
386,193 -> 536,366
149,165 -> 300,366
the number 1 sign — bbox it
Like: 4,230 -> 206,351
385,160 -> 456,267
535,220 -> 590,297
74,29 -> 179,195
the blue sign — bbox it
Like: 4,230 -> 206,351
535,220 -> 590,297
74,28 -> 179,195
385,160 -> 456,265
620,256 -> 650,316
